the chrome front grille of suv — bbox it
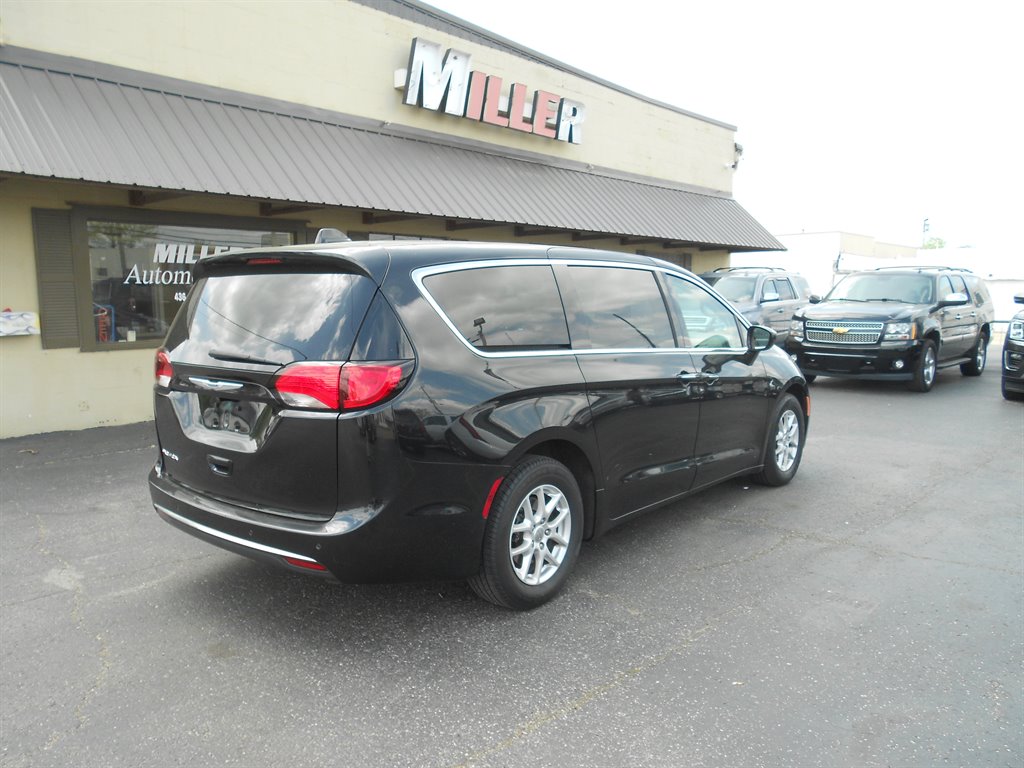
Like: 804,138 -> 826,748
805,320 -> 884,344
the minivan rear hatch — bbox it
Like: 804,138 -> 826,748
154,253 -> 380,521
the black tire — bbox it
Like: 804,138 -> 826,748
909,339 -> 938,392
960,333 -> 988,376
756,394 -> 805,487
469,456 -> 583,610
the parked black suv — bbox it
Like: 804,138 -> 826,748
700,268 -> 812,343
785,266 -> 995,392
149,242 -> 809,609
1002,294 -> 1024,400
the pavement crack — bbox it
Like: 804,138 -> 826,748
4,444 -> 155,472
448,603 -> 748,768
714,516 -> 1022,576
33,514 -> 113,752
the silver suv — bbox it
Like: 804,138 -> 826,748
700,268 -> 812,343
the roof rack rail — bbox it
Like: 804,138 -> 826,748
713,266 -> 785,273
873,265 -> 973,273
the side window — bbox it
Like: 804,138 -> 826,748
666,276 -> 744,349
948,274 -> 967,295
775,279 -> 797,300
964,276 -> 988,307
566,266 -> 675,349
939,276 -> 956,298
423,265 -> 570,351
792,276 -> 811,299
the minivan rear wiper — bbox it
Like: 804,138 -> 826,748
209,350 -> 288,367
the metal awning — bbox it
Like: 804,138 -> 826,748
0,49 -> 782,252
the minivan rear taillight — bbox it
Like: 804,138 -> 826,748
273,363 -> 343,409
273,362 -> 406,411
340,364 -> 403,409
155,349 -> 173,387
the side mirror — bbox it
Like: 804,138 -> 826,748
808,294 -> 822,304
937,292 -> 969,308
1014,293 -> 1024,306
761,291 -> 781,303
747,325 -> 775,352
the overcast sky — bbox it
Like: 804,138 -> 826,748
421,0 -> 1020,252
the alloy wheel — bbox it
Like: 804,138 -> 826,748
923,346 -> 936,387
508,484 -> 572,586
774,409 -> 800,473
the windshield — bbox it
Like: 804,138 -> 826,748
714,276 -> 758,303
828,273 -> 934,304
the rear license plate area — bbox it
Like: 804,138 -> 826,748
198,394 -> 268,436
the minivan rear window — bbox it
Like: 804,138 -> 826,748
165,272 -> 377,364
423,265 -> 570,351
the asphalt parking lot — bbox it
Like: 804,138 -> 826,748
1,367 -> 1021,768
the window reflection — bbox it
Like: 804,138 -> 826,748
169,273 -> 372,364
87,221 -> 293,344
667,277 -> 743,348
424,266 -> 570,350
569,267 -> 674,349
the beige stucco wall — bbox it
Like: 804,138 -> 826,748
0,0 -> 737,193
0,180 -> 321,438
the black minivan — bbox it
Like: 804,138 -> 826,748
149,241 -> 809,609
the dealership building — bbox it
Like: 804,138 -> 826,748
0,0 -> 780,438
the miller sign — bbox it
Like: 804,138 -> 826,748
397,38 -> 585,144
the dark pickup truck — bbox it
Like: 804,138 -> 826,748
785,266 -> 995,392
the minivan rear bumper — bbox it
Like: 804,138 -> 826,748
154,500 -> 337,578
149,463 -> 489,583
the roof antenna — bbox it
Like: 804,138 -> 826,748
314,227 -> 351,244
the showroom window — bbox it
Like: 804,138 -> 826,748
87,220 -> 293,345
32,208 -> 306,351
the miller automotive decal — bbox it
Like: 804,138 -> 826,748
123,243 -> 237,293
396,38 -> 585,144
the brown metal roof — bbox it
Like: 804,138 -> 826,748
0,50 -> 782,252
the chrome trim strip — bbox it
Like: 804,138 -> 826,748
804,352 -> 878,359
280,409 -> 343,421
154,503 -> 317,563
412,257 -> 749,359
187,377 -> 244,392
